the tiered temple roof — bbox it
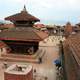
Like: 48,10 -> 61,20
0,27 -> 48,42
5,5 -> 40,22
0,5 -> 48,42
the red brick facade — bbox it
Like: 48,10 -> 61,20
4,68 -> 33,80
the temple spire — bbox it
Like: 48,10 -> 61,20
23,5 -> 26,12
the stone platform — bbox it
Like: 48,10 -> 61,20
0,49 -> 45,63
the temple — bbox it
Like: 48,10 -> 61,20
5,5 -> 40,27
0,5 -> 48,55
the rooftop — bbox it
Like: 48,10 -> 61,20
5,5 -> 40,22
64,33 -> 80,66
0,27 -> 48,41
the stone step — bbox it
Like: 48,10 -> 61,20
0,56 -> 39,63
1,49 -> 42,59
0,49 -> 45,63
1,54 -> 36,59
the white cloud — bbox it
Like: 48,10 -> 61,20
25,0 -> 80,12
2,0 -> 80,10
6,0 -> 23,3
0,0 -> 80,24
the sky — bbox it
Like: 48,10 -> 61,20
0,0 -> 80,25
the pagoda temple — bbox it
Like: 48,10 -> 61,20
5,5 -> 40,27
0,6 -> 48,55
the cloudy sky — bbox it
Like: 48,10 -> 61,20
0,0 -> 80,25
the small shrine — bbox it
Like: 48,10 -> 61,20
4,64 -> 33,80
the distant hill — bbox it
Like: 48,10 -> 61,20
0,20 -> 12,24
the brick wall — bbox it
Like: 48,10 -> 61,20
4,68 -> 33,80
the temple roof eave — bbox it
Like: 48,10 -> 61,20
0,38 -> 42,42
0,27 -> 48,42
5,12 -> 40,22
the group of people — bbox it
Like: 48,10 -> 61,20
43,36 -> 65,44
33,68 -> 48,80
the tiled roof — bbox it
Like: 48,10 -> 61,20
0,24 -> 15,29
63,33 -> 80,80
5,10 -> 40,22
0,27 -> 48,41
65,33 -> 80,65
